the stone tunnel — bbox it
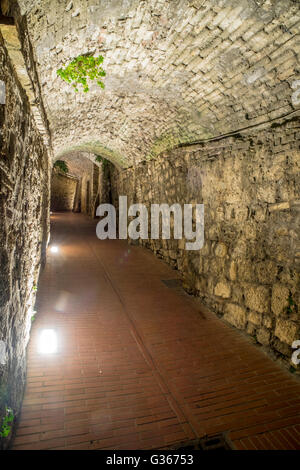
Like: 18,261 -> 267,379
0,0 -> 300,451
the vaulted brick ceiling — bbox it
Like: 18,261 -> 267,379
16,0 -> 300,167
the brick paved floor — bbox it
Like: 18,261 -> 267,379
12,213 -> 300,450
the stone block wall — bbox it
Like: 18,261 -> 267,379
79,161 -> 95,217
81,175 -> 92,216
0,34 -> 50,448
50,170 -> 77,212
97,160 -> 112,206
110,118 -> 300,363
79,161 -> 110,217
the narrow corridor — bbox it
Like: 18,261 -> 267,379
12,213 -> 300,450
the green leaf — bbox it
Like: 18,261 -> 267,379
56,55 -> 106,93
54,160 -> 69,174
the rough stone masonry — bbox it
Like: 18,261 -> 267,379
0,0 -> 299,448
0,26 -> 50,448
110,117 -> 300,361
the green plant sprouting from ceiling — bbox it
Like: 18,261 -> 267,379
57,55 -> 106,93
53,160 -> 69,174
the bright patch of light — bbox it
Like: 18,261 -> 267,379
50,246 -> 59,253
38,329 -> 58,354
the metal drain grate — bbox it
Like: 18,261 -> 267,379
200,433 -> 234,450
166,433 -> 235,451
161,279 -> 182,289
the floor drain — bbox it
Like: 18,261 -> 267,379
161,279 -> 182,289
166,433 -> 235,451
200,433 -> 234,450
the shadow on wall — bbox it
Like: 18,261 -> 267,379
50,170 -> 78,212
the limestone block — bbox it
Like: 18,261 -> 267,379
275,318 -> 298,345
228,261 -> 237,281
244,285 -> 270,313
248,311 -> 262,326
263,315 -> 273,329
215,207 -> 225,222
231,285 -> 244,303
65,1 -> 73,12
214,281 -> 231,298
234,206 -> 249,223
210,258 -> 225,277
72,9 -> 80,17
232,240 -> 247,260
253,206 -> 266,222
257,327 -> 271,346
269,202 -> 290,212
244,221 -> 257,240
257,185 -> 276,204
275,227 -> 289,237
200,242 -> 210,256
238,261 -> 255,282
256,260 -> 278,284
271,284 -> 289,316
247,322 -> 256,335
215,242 -> 227,257
224,303 -> 247,329
208,225 -> 219,240
207,276 -> 215,295
273,338 -> 291,356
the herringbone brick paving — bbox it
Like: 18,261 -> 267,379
12,213 -> 300,450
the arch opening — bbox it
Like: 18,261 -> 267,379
50,150 -> 116,217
